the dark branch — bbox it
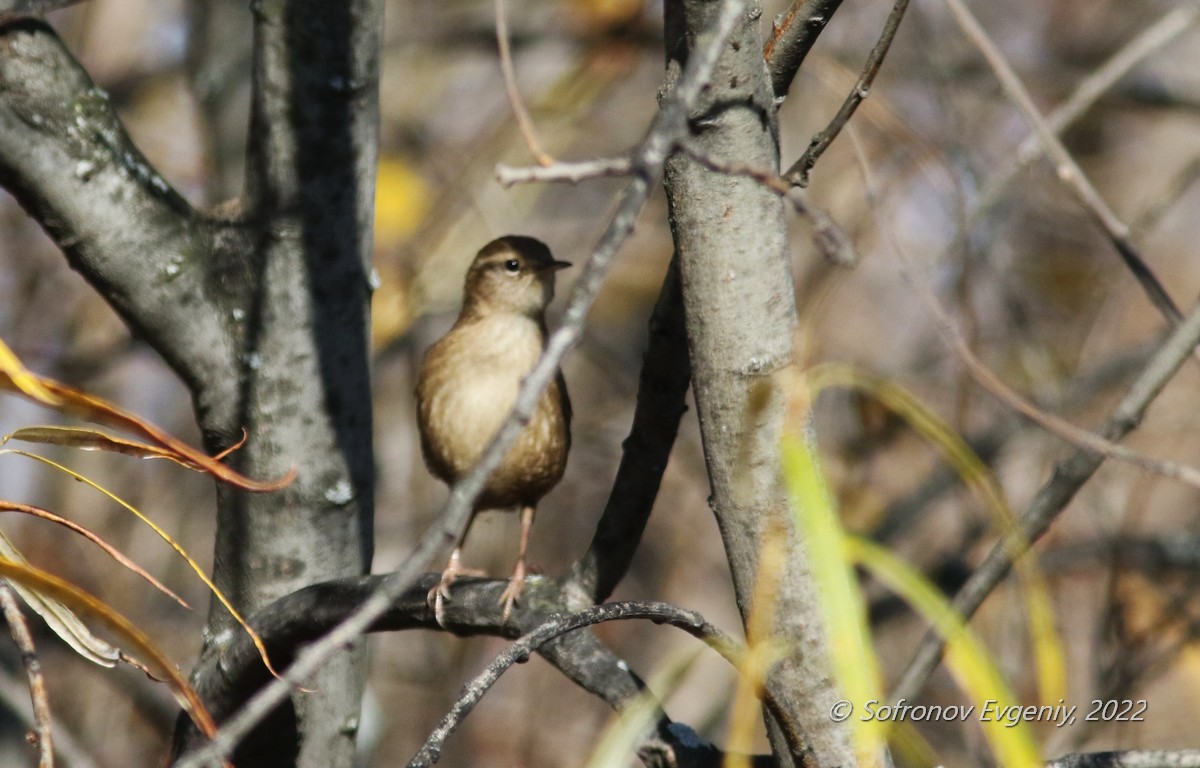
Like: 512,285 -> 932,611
0,21 -> 244,423
561,256 -> 691,604
172,576 -> 777,768
1045,750 -> 1200,768
763,0 -> 845,100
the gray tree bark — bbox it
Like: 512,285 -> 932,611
662,2 -> 856,766
0,2 -> 381,765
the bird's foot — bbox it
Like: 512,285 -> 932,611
498,558 -> 528,621
428,557 -> 485,627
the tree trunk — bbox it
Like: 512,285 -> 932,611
662,1 -> 856,765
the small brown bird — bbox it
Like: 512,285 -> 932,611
416,235 -> 572,621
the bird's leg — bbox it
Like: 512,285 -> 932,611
499,505 -> 535,620
430,545 -> 484,627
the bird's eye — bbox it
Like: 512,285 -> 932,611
503,259 -> 520,274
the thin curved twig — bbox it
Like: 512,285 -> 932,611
783,0 -> 911,186
494,0 -> 552,165
406,601 -> 761,768
171,4 -> 748,765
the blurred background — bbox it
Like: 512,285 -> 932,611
1,0 -> 1200,765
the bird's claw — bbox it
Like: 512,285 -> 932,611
497,559 -> 528,621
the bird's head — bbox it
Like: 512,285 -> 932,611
462,235 -> 571,318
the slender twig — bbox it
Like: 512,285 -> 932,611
926,296 -> 1200,490
172,4 -> 747,765
495,0 -> 553,166
0,583 -> 53,768
407,601 -> 752,768
783,0 -> 911,186
1045,750 -> 1200,768
890,292 -> 1200,705
496,155 -> 634,187
1133,153 -> 1200,234
941,0 -> 1184,326
973,5 -> 1200,237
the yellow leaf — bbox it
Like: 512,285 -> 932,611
374,156 -> 430,248
847,536 -> 1042,768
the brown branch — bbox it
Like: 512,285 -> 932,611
783,0 -> 911,187
494,0 -> 552,165
0,583 -> 53,768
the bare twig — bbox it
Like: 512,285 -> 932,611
929,300 -> 1200,490
941,0 -> 1184,325
496,155 -> 634,187
495,0 -> 553,166
784,0 -> 911,186
172,3 -> 748,765
975,5 -> 1200,235
406,601 -> 755,768
0,583 -> 53,768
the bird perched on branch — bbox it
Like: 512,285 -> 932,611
416,235 -> 572,622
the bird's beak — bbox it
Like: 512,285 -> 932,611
546,260 -> 572,272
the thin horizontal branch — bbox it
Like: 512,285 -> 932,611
495,155 -> 633,186
174,573 -> 772,768
0,21 -> 244,420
